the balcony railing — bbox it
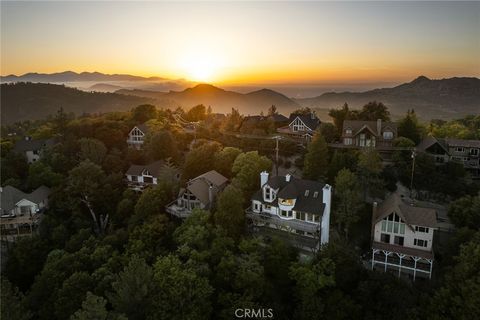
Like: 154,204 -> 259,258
245,208 -> 320,234
165,200 -> 192,218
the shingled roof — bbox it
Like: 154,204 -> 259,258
264,175 -> 326,215
1,185 -> 51,213
14,138 -> 54,153
342,120 -> 397,137
185,170 -> 228,206
374,193 -> 437,228
289,113 -> 321,131
125,160 -> 166,177
416,136 -> 448,153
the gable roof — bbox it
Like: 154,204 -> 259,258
342,120 -> 397,137
374,193 -> 437,228
14,138 -> 54,153
125,160 -> 166,177
185,170 -> 228,206
195,170 -> 228,187
264,175 -> 326,215
131,123 -> 150,135
416,137 -> 449,153
289,114 -> 321,131
268,114 -> 289,123
1,185 -> 51,213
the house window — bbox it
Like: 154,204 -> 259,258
265,187 -> 272,200
296,211 -> 306,221
345,128 -> 352,135
20,206 -> 31,215
381,212 -> 405,235
280,210 -> 292,218
344,138 -> 353,145
394,236 -> 404,246
292,118 -> 306,132
313,214 -> 320,223
415,226 -> 429,233
470,148 -> 479,156
414,239 -> 428,247
313,191 -> 319,198
359,134 -> 366,147
280,198 -> 294,206
380,233 -> 390,244
304,190 -> 310,197
383,131 -> 393,140
253,202 -> 261,212
131,176 -> 138,182
455,147 -> 465,153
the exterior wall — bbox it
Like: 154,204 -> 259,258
25,150 -> 41,164
126,127 -> 146,149
373,221 -> 434,251
13,199 -> 39,215
126,174 -> 158,185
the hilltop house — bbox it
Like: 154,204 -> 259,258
340,119 -> 397,148
245,171 -> 332,252
126,124 -> 150,149
125,160 -> 180,191
166,170 -> 228,218
1,185 -> 51,239
277,112 -> 321,143
14,137 -> 54,164
371,192 -> 437,280
416,137 -> 480,178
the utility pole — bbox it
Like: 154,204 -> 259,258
410,149 -> 416,199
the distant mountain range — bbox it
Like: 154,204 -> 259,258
0,71 -> 165,83
117,84 -> 300,115
296,76 -> 480,119
1,75 -> 479,124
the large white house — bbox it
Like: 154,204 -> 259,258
246,171 -> 332,252
126,124 -> 150,149
166,170 -> 228,218
371,193 -> 437,280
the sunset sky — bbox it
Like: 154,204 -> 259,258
1,1 -> 479,85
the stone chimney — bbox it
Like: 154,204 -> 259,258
260,171 -> 269,187
376,119 -> 382,135
285,174 -> 291,182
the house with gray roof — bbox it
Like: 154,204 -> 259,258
125,160 -> 180,191
417,137 -> 480,178
14,137 -> 54,164
165,170 -> 228,218
276,112 -> 321,143
126,123 -> 150,149
341,119 -> 397,148
371,192 -> 438,280
1,185 -> 51,239
246,171 -> 332,252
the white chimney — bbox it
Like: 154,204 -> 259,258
377,119 -> 382,135
260,171 -> 269,187
311,111 -> 315,119
321,184 -> 332,245
285,174 -> 291,182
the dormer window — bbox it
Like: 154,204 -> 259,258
345,128 -> 352,135
265,186 -> 273,201
143,170 -> 151,176
313,191 -> 319,198
383,131 -> 393,140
